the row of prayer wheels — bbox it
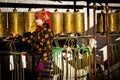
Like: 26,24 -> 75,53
51,10 -> 85,35
97,11 -> 120,33
0,9 -> 85,37
0,9 -> 120,37
52,10 -> 120,35
0,9 -> 37,37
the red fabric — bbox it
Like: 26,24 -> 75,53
22,54 -> 27,56
35,12 -> 44,21
36,62 -> 44,73
47,19 -> 51,27
35,26 -> 41,32
35,10 -> 51,27
46,11 -> 51,17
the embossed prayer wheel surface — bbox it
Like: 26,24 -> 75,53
0,12 -> 7,37
24,11 -> 37,33
109,12 -> 118,32
51,12 -> 63,35
8,11 -> 25,35
97,12 -> 106,33
63,12 -> 75,34
74,12 -> 85,34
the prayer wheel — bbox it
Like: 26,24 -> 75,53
51,11 -> 63,35
63,10 -> 75,34
118,13 -> 120,32
97,12 -> 106,33
74,12 -> 85,34
24,9 -> 37,33
8,9 -> 25,35
109,12 -> 118,33
0,11 -> 7,37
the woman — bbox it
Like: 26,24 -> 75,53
22,9 -> 54,80
34,9 -> 54,80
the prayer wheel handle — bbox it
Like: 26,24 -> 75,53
13,8 -> 17,12
28,8 -> 32,11
66,9 -> 70,12
54,9 -> 58,12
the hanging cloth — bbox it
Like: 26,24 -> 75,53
52,46 -> 64,59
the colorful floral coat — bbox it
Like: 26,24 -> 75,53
22,23 -> 54,80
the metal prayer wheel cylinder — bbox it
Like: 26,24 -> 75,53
97,12 -> 106,33
74,12 -> 85,34
118,13 -> 120,32
8,10 -> 25,35
63,11 -> 75,34
108,12 -> 118,32
0,12 -> 7,37
51,12 -> 63,35
24,11 -> 37,33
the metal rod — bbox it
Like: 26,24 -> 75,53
87,2 -> 90,80
22,63 -> 24,80
66,58 -> 68,80
110,44 -> 120,46
54,36 -> 94,40
62,55 -> 64,80
110,33 -> 120,37
74,0 -> 77,12
0,63 -> 2,80
105,3 -> 111,79
0,2 -> 85,9
87,2 -> 90,35
93,3 -> 97,80
0,2 -> 119,9
75,53 -> 77,80
49,0 -> 120,3
11,71 -> 13,80
17,62 -> 19,80
94,33 -> 120,37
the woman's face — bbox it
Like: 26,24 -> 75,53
35,19 -> 43,26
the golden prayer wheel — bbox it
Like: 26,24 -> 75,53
24,9 -> 37,33
97,12 -> 106,33
118,13 -> 120,32
51,11 -> 63,35
8,9 -> 25,35
74,12 -> 85,34
0,11 -> 7,37
63,10 -> 75,34
108,12 -> 118,33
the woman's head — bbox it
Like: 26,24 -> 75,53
35,10 -> 51,27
